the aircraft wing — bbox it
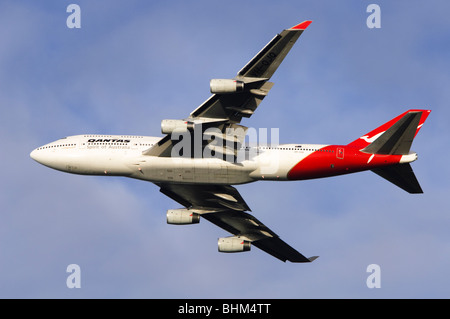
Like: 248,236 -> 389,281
144,20 -> 312,157
157,182 -> 318,263
189,20 -> 312,123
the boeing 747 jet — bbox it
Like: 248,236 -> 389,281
30,21 -> 430,262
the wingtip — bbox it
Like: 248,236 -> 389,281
308,256 -> 319,262
289,20 -> 312,30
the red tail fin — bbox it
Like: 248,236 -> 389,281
347,109 -> 431,150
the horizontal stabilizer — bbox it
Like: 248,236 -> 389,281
372,163 -> 423,194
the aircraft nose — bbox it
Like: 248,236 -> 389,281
30,147 -> 50,166
30,143 -> 73,171
30,149 -> 39,162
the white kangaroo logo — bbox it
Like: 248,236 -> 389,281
360,131 -> 384,143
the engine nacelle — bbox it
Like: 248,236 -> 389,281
166,209 -> 200,225
218,236 -> 251,253
210,79 -> 245,94
161,119 -> 194,135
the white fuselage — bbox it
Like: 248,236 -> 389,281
30,134 -> 323,185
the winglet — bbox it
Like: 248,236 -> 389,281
289,20 -> 312,30
308,256 -> 319,262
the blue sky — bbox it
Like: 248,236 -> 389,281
1,0 -> 449,298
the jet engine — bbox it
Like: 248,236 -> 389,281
161,120 -> 194,135
218,236 -> 251,253
210,79 -> 245,94
166,209 -> 200,225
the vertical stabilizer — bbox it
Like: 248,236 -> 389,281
348,109 -> 430,194
348,110 -> 431,152
362,111 -> 422,155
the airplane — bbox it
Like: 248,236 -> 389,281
30,20 -> 430,263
